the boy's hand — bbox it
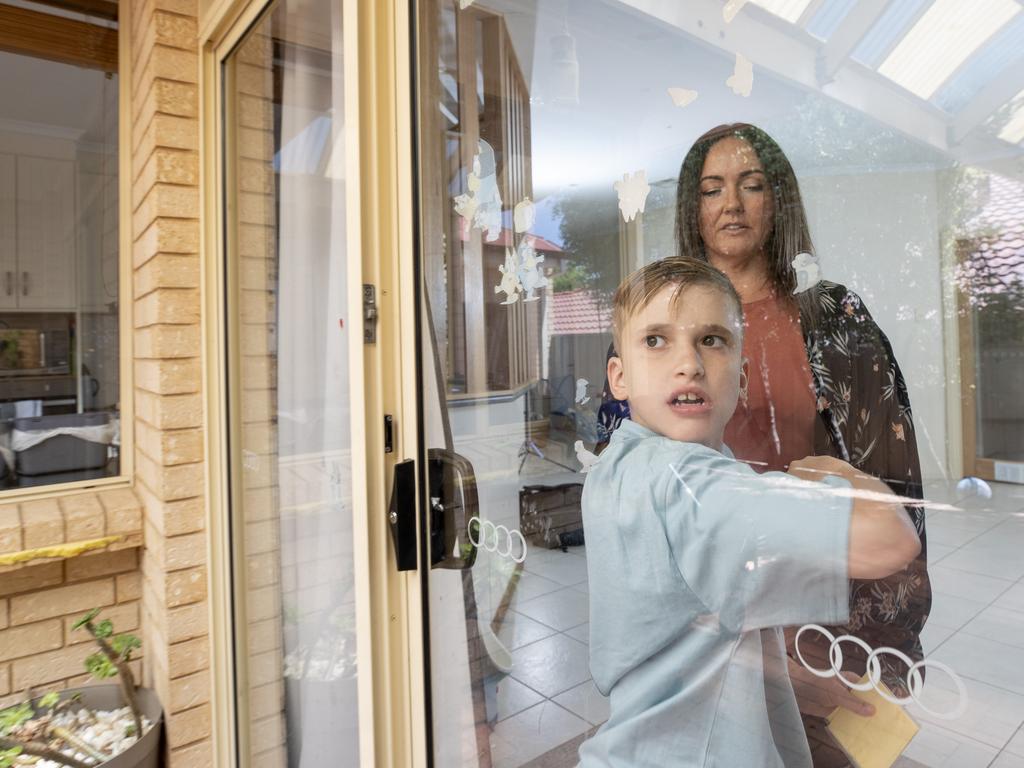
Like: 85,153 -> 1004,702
788,455 -> 859,484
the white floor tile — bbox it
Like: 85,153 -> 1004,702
509,633 -> 591,699
510,570 -> 567,603
523,552 -> 589,587
553,679 -> 610,727
938,546 -> 1024,582
927,543 -> 957,564
920,621 -> 957,655
495,676 -> 545,722
1006,726 -> 1024,756
933,633 -> 1024,696
928,565 -> 1014,604
902,721 -> 998,767
515,587 -> 590,632
908,652 -> 1024,748
961,606 -> 1024,650
995,582 -> 1024,613
992,751 -> 1024,768
565,622 -> 589,644
927,592 -> 988,629
489,700 -> 590,768
496,610 -> 559,651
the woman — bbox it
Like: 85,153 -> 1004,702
601,123 -> 931,766
684,123 -> 930,765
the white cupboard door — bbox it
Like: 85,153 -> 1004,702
0,154 -> 16,310
16,156 -> 76,310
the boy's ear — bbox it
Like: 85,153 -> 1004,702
607,354 -> 629,401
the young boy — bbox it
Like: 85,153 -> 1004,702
578,258 -> 920,768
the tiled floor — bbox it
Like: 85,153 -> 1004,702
487,478 -> 1024,768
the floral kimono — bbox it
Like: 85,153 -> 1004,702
804,281 -> 930,693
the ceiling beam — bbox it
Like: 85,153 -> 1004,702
0,4 -> 117,72
816,0 -> 889,83
949,62 -> 1024,144
21,0 -> 119,23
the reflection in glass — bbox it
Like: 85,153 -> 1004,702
417,1 -> 1024,766
224,1 -> 359,765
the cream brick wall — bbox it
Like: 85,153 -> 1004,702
129,0 -> 212,764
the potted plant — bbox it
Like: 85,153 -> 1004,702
0,609 -> 163,768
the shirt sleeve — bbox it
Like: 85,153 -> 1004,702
660,444 -> 851,634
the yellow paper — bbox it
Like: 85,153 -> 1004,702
825,677 -> 919,768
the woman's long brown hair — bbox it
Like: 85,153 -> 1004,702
675,123 -> 821,327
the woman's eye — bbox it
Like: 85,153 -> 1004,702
644,335 -> 666,348
700,188 -> 721,197
742,184 -> 763,192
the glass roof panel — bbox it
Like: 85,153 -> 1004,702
930,14 -> 1024,114
851,0 -> 930,68
805,0 -> 858,41
750,0 -> 816,24
877,0 -> 1020,99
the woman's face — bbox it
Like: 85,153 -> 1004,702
697,136 -> 775,264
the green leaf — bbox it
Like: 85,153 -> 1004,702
38,691 -> 60,711
85,652 -> 117,679
0,703 -> 33,735
0,745 -> 23,768
72,607 -> 102,631
111,633 -> 142,662
95,619 -> 114,639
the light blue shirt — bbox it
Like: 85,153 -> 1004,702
579,420 -> 852,768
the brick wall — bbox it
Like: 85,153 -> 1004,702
0,490 -> 144,707
128,0 -> 212,765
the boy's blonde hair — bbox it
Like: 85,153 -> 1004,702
611,257 -> 743,354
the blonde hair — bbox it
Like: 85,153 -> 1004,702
611,257 -> 742,354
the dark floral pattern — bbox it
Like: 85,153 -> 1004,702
804,281 -> 930,694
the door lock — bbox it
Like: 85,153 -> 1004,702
363,284 -> 378,344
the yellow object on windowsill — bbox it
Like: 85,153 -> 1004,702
825,676 -> 919,768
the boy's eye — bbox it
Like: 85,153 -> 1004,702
643,335 -> 666,349
700,335 -> 726,348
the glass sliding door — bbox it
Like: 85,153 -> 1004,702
222,1 -> 363,765
413,1 -> 1024,767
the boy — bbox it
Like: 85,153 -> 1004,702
578,258 -> 920,767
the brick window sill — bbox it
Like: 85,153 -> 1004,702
0,488 -> 143,573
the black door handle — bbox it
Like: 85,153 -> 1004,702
428,448 -> 479,569
388,459 -> 418,571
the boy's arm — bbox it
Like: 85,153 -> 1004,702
789,456 -> 920,580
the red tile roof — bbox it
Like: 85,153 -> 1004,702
958,174 -> 1024,302
459,228 -> 563,252
550,289 -> 612,336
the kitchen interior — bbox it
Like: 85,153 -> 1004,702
0,13 -> 121,490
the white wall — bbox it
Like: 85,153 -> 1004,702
800,169 -> 951,481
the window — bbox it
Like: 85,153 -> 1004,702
0,2 -> 121,492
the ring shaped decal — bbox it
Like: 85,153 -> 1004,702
795,624 -> 967,719
468,516 -> 528,564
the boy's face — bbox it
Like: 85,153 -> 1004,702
608,283 -> 744,451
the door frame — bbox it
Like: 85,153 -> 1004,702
198,0 -> 425,765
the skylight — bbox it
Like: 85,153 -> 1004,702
878,0 -> 1020,100
749,0 -> 815,25
998,89 -> 1024,145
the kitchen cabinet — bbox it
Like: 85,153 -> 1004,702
0,154 -> 15,310
15,155 -> 76,310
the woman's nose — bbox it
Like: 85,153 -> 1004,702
723,183 -> 743,212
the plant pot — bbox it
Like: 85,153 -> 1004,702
59,684 -> 163,768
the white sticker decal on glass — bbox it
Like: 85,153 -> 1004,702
495,247 -> 522,304
726,52 -> 754,97
668,87 -> 699,108
454,139 -> 503,241
613,170 -> 651,223
723,0 -> 749,23
575,378 -> 591,405
517,239 -> 549,302
575,440 -> 599,473
514,196 -> 536,233
791,252 -> 821,294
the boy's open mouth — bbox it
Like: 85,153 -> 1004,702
671,393 -> 705,405
667,389 -> 710,411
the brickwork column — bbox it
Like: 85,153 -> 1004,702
128,1 -> 212,765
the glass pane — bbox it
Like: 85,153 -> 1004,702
224,2 -> 359,765
0,29 -> 120,490
416,1 -> 1024,766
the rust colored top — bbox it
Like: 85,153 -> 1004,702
724,295 -> 817,473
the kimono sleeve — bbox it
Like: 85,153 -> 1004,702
661,448 -> 852,634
